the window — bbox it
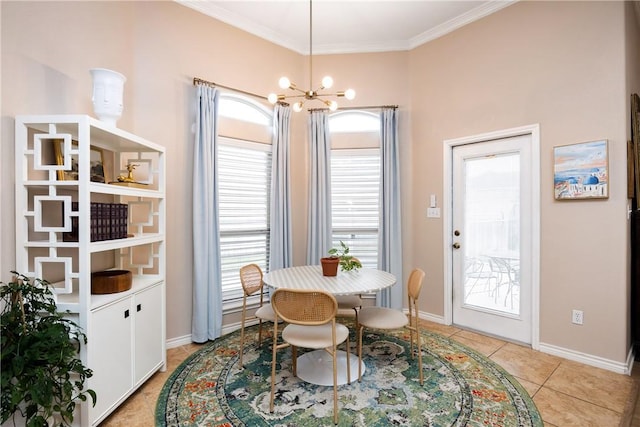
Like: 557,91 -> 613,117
329,111 -> 381,268
218,94 -> 272,303
219,96 -> 271,126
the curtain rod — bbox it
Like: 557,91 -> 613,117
307,105 -> 398,112
193,77 -> 268,101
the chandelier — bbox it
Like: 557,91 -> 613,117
267,0 -> 355,112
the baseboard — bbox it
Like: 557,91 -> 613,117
418,310 -> 446,324
415,311 -> 635,376
166,334 -> 193,349
538,341 -> 635,375
165,321 -> 249,349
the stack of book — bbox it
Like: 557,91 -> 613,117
63,202 -> 128,242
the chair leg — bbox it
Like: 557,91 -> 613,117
291,346 -> 298,377
332,342 -> 338,425
357,325 -> 364,382
269,325 -> 278,413
416,325 -> 423,386
345,335 -> 351,384
239,315 -> 246,368
258,318 -> 263,346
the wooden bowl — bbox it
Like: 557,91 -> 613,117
91,270 -> 132,294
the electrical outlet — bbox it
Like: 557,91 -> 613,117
572,309 -> 584,325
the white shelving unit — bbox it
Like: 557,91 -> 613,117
14,115 -> 166,426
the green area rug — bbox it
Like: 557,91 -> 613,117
156,324 -> 542,426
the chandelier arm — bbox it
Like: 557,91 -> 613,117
279,94 -> 307,100
287,86 -> 307,95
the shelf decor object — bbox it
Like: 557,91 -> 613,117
90,68 -> 126,126
91,270 -> 133,294
15,114 -> 166,426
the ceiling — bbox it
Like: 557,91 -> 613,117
176,0 -> 516,55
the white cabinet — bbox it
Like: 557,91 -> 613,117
90,298 -> 133,422
14,115 -> 166,426
89,282 -> 163,423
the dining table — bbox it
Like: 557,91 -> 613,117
262,264 -> 397,386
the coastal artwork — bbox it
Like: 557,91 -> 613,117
554,140 -> 608,200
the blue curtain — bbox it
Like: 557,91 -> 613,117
306,110 -> 332,264
191,84 -> 223,342
377,107 -> 403,309
269,104 -> 293,271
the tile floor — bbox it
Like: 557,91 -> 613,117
101,320 -> 640,427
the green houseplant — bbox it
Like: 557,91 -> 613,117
327,241 -> 363,272
1,272 -> 96,427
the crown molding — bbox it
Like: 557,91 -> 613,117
177,0 -> 307,54
409,0 -> 516,49
178,0 -> 517,55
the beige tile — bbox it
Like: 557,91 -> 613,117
101,388 -> 153,426
449,329 -> 506,356
544,359 -> 634,413
419,320 -> 461,337
489,343 -> 561,385
514,375 -> 541,398
534,387 -> 622,427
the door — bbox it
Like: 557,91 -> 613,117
451,134 -> 533,343
134,282 -> 165,385
89,297 -> 133,423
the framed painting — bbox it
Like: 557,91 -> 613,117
554,139 -> 608,200
54,140 -> 110,183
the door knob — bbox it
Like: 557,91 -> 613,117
452,242 -> 460,249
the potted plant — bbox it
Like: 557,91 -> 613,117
1,272 -> 96,427
321,241 -> 363,276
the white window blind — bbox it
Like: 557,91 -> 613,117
331,149 -> 380,268
218,137 -> 271,301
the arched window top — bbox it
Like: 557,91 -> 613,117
219,93 -> 272,126
329,111 -> 379,133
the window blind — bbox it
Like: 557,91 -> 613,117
218,138 -> 272,301
331,149 -> 380,269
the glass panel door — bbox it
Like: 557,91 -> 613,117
462,153 -> 520,315
452,134 -> 532,343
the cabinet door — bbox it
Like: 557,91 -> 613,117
89,298 -> 133,424
134,282 -> 164,385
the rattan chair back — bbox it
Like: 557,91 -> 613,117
407,268 -> 426,301
240,263 -> 263,296
271,288 -> 337,326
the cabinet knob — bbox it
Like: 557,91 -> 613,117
124,309 -> 130,318
137,304 -> 142,312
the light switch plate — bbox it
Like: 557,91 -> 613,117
427,207 -> 441,218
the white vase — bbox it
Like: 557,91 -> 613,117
90,68 -> 126,126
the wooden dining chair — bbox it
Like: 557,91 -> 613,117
357,268 -> 426,385
239,264 -> 276,367
269,288 -> 350,425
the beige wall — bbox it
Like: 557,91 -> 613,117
409,1 -> 633,363
1,1 -> 638,366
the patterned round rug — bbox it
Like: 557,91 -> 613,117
156,324 -> 542,426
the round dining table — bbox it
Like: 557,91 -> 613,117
262,264 -> 397,386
